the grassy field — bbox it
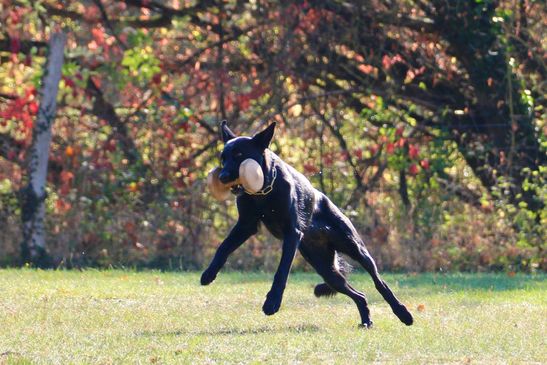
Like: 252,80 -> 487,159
0,270 -> 545,364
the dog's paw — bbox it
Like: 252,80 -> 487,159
200,268 -> 217,286
394,304 -> 414,326
358,320 -> 373,329
262,292 -> 282,316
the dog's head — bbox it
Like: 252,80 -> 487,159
218,121 -> 276,185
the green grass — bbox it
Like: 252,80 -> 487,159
0,270 -> 545,364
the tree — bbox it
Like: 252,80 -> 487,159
20,31 -> 66,267
272,0 -> 545,215
0,0 -> 544,270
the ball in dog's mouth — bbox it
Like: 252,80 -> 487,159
207,167 -> 234,201
207,159 -> 264,201
238,159 -> 264,193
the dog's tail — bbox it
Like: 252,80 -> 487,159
314,253 -> 352,298
314,283 -> 337,297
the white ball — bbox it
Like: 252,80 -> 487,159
239,159 -> 264,193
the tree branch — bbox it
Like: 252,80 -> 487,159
86,78 -> 143,167
0,36 -> 47,53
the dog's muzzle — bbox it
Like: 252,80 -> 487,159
218,170 -> 235,184
230,185 -> 245,196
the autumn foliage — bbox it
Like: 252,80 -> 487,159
0,0 -> 545,271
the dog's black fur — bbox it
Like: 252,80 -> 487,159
201,121 -> 413,327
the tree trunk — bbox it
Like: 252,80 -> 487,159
20,32 -> 66,267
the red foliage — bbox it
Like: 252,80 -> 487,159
295,7 -> 334,34
382,54 -> 405,70
91,27 -> 105,45
10,37 -> 21,54
6,150 -> 17,161
104,140 -> 116,152
62,76 -> 75,88
9,9 -> 22,24
23,54 -> 32,67
236,84 -> 266,111
323,152 -> 334,166
27,101 -> 38,115
152,73 -> 162,85
303,162 -> 318,174
60,170 -> 74,184
55,199 -> 71,214
0,87 -> 38,144
59,170 -> 74,196
409,144 -> 420,159
358,64 -> 375,74
408,163 -> 419,175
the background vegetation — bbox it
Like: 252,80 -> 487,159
0,0 -> 545,271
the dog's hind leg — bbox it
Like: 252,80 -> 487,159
343,243 -> 413,326
313,255 -> 352,297
300,245 -> 373,327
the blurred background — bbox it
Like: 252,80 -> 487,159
0,0 -> 544,272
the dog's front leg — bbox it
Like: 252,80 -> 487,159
262,229 -> 302,315
201,219 -> 257,285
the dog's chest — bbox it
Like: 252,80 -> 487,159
258,205 -> 286,239
253,193 -> 314,240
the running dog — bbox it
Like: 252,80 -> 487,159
201,121 -> 413,327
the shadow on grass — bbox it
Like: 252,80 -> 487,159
136,323 -> 320,337
219,271 -> 545,292
391,273 -> 546,292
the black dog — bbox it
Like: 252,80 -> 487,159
201,121 -> 413,327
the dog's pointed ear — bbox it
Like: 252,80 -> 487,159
220,120 -> 236,143
252,122 -> 276,150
